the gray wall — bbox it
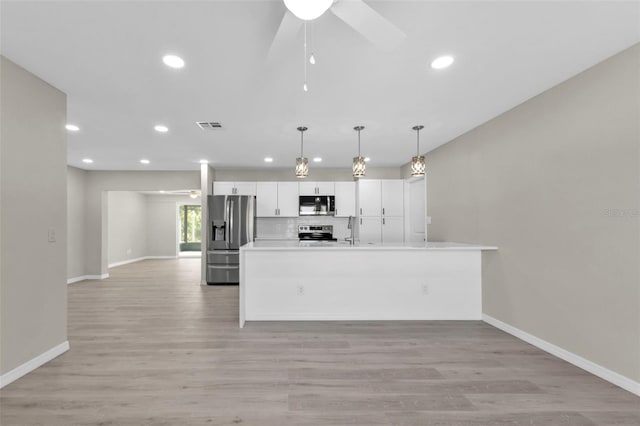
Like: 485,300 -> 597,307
83,171 -> 200,276
107,192 -> 148,265
67,166 -> 86,278
213,167 -> 401,183
426,45 -> 639,382
147,194 -> 197,258
0,57 -> 67,375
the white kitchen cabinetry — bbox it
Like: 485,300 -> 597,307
256,182 -> 299,217
334,182 -> 356,217
299,182 -> 335,195
359,217 -> 382,243
382,216 -> 404,243
358,180 -> 382,217
213,182 -> 257,196
357,179 -> 404,243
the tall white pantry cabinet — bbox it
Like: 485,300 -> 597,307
357,179 -> 404,244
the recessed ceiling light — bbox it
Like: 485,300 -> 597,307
364,157 -> 371,162
313,157 -> 322,162
154,125 -> 169,133
66,124 -> 80,131
431,55 -> 454,69
162,55 -> 185,69
140,159 -> 150,164
264,157 -> 274,163
82,158 -> 93,164
199,159 -> 209,164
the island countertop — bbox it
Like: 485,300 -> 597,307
241,240 -> 498,251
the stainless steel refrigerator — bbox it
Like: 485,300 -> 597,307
207,195 -> 256,284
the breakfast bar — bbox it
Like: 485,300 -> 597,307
239,241 -> 497,327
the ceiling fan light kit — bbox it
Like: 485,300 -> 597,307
284,0 -> 333,21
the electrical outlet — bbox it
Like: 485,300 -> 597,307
422,284 -> 429,295
296,285 -> 305,296
48,227 -> 56,243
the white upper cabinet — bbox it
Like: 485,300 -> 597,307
213,181 -> 257,196
256,182 -> 298,217
299,181 -> 335,196
277,182 -> 299,217
334,182 -> 356,217
256,182 -> 278,217
381,180 -> 404,217
358,180 -> 383,217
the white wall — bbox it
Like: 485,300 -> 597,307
146,194 -> 198,257
67,166 -> 87,279
1,56 -> 68,378
107,192 -> 148,266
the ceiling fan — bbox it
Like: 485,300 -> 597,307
269,0 -> 406,60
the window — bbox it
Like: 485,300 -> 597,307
179,205 -> 201,245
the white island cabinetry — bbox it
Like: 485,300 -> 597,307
239,241 -> 497,327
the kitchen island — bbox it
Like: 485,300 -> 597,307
239,241 -> 497,327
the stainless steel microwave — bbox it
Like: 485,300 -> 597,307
299,195 -> 335,216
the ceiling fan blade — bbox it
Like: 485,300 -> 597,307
330,0 -> 406,50
267,10 -> 304,63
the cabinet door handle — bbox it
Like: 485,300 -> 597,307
382,207 -> 385,215
360,208 -> 362,215
360,218 -> 362,225
383,218 -> 386,225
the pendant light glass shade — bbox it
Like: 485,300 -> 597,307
352,125 -> 366,178
410,155 -> 426,176
353,156 -> 366,177
295,157 -> 309,178
411,125 -> 425,177
295,126 -> 309,178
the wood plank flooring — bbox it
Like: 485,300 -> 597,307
1,258 -> 638,425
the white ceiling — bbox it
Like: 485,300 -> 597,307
2,1 -> 638,171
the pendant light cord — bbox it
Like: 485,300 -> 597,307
416,127 -> 420,156
301,131 -> 304,157
358,129 -> 361,156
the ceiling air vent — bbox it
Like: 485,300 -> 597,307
196,121 -> 222,130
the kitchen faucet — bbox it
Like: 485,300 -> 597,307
345,216 -> 355,245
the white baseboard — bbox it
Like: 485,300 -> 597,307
482,314 -> 640,397
67,273 -> 109,284
0,341 -> 70,389
108,257 -> 147,268
108,256 -> 177,269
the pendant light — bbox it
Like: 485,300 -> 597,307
295,126 -> 309,178
410,125 -> 426,177
352,125 -> 366,178
283,0 -> 333,21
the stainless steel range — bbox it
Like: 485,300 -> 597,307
298,225 -> 337,241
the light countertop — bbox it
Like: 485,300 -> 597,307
241,240 -> 498,251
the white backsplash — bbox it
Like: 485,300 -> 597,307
256,216 -> 351,240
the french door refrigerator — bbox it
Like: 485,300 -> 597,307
207,195 -> 256,284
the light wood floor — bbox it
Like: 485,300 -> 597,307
1,258 -> 638,425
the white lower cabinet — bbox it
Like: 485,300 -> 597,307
256,182 -> 299,217
382,216 -> 404,243
359,217 -> 382,244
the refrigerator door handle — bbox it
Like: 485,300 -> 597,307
228,199 -> 235,247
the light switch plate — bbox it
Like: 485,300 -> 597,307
48,227 -> 56,242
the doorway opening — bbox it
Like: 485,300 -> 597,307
179,204 -> 202,257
